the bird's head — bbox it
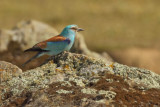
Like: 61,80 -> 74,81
60,24 -> 84,37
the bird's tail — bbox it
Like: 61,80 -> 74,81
22,52 -> 42,67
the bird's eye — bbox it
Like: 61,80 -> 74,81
71,27 -> 77,30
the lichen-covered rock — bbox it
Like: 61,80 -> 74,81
0,52 -> 160,106
0,61 -> 22,83
113,63 -> 160,89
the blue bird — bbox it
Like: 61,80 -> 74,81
23,24 -> 84,66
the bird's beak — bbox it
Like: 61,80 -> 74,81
77,28 -> 84,32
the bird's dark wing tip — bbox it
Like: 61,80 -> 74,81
65,38 -> 71,44
24,48 -> 31,52
24,48 -> 49,52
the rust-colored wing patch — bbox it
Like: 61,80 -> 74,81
31,35 -> 67,49
45,35 -> 67,42
33,42 -> 47,49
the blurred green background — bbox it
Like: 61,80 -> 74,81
0,0 -> 160,73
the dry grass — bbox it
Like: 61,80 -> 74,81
0,0 -> 160,51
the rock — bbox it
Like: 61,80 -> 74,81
12,20 -> 59,50
0,20 -> 58,52
0,29 -> 14,51
0,52 -> 160,106
0,61 -> 22,83
113,63 -> 160,89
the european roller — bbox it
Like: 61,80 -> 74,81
23,24 -> 84,66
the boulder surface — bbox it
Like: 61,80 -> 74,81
0,52 -> 160,107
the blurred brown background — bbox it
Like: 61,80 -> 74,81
0,0 -> 160,73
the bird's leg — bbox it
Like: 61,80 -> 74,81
50,55 -> 55,62
40,52 -> 65,66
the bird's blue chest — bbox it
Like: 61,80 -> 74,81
65,35 -> 75,50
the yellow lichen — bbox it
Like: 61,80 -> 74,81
109,62 -> 114,69
0,69 -> 4,72
55,68 -> 64,73
63,65 -> 69,70
92,72 -> 95,76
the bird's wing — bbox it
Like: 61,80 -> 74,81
44,35 -> 68,42
38,35 -> 70,48
24,35 -> 70,52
